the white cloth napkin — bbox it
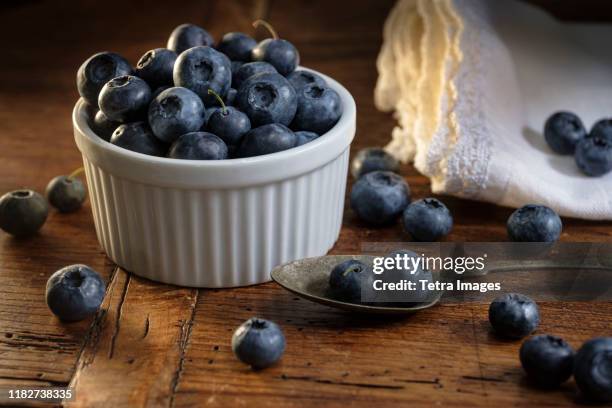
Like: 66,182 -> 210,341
375,0 -> 612,220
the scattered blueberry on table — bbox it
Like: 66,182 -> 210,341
45,264 -> 105,322
544,111 -> 586,155
573,337 -> 612,402
507,204 -> 562,242
350,147 -> 400,179
488,293 -> 540,339
232,317 -> 286,369
519,334 -> 574,388
402,198 -> 453,242
0,190 -> 48,237
350,170 -> 411,226
46,172 -> 87,213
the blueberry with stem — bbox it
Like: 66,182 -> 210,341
251,20 -> 300,76
46,167 -> 87,213
205,89 -> 251,146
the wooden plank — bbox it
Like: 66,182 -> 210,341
170,284 -> 612,407
66,270 -> 197,407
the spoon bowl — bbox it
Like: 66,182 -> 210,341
271,255 -> 443,314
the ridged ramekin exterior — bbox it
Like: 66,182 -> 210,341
73,69 -> 355,287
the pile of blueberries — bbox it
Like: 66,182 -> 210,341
545,111 -> 612,177
328,255 -> 611,402
349,148 -> 563,243
80,22 -> 342,160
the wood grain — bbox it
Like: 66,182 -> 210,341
0,0 -> 610,407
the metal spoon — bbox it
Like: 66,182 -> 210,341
270,255 -> 443,315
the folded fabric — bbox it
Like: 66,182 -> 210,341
376,0 -> 612,220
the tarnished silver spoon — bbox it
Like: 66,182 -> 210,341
270,255 -> 443,315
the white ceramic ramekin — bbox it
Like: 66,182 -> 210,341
73,69 -> 356,287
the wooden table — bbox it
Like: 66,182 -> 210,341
0,1 -> 610,406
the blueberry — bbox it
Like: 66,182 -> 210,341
134,48 -> 177,89
543,111 -> 586,155
173,46 -> 232,106
207,106 -> 251,146
236,72 -> 297,127
168,132 -> 228,160
291,84 -> 342,134
350,147 -> 400,179
232,317 -> 285,369
148,87 -> 205,143
0,190 -> 48,237
574,337 -> 612,402
295,131 -> 319,146
488,293 -> 539,339
287,70 -> 326,92
76,52 -> 132,107
350,171 -> 410,226
507,204 -> 562,242
402,198 -> 453,241
575,135 -> 612,177
152,86 -> 170,99
167,23 -> 214,54
91,110 -> 119,142
111,122 -> 167,156
46,176 -> 86,213
230,60 -> 245,79
226,88 -> 237,106
329,259 -> 367,303
519,334 -> 574,388
589,118 -> 612,142
45,264 -> 105,322
251,20 -> 299,76
252,39 -> 299,76
202,107 -> 219,129
98,75 -> 152,123
232,61 -> 278,89
238,124 -> 296,157
217,32 -> 257,62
